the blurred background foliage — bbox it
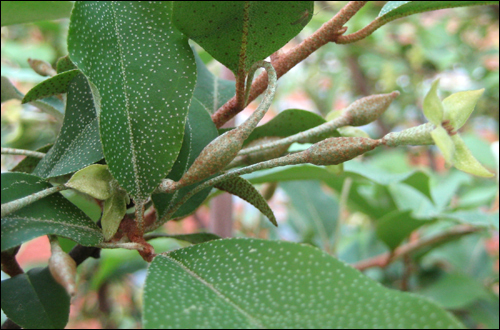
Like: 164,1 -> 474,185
1,1 -> 499,329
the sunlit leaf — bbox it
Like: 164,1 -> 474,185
431,126 -> 455,164
65,164 -> 114,200
442,88 -> 484,130
423,79 -> 444,126
452,135 -> 494,177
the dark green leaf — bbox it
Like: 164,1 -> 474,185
173,1 -> 313,73
33,74 -> 103,178
56,55 -> 77,74
375,210 -> 433,250
1,267 -> 70,329
215,176 -> 277,226
152,99 -> 219,221
22,69 -> 80,103
1,1 -> 73,26
10,144 -> 53,173
143,238 -> 464,328
193,49 -> 235,115
1,172 -> 103,251
378,1 -> 498,23
68,1 -> 196,199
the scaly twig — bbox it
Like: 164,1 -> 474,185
1,147 -> 46,158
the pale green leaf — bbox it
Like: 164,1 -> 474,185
68,2 -> 196,199
452,135 -> 494,177
143,238 -> 464,328
442,88 -> 484,130
102,189 -> 128,240
423,79 -> 444,126
431,126 -> 455,164
66,164 -> 114,200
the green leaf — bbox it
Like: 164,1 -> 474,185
375,210 -> 431,250
423,79 -> 444,126
56,55 -> 77,74
68,1 -> 196,199
452,134 -> 494,177
173,1 -> 313,73
192,49 -> 235,115
143,238 -> 464,328
22,69 -> 80,103
10,144 -> 53,173
1,267 -> 70,329
378,1 -> 498,23
442,210 -> 499,230
443,88 -> 484,130
65,164 -> 114,200
1,76 -> 24,102
33,74 -> 103,178
418,272 -> 490,309
431,125 -> 455,164
152,99 -> 219,221
1,1 -> 73,26
245,109 -> 332,145
1,172 -> 103,251
215,176 -> 277,226
147,233 -> 221,245
102,189 -> 129,240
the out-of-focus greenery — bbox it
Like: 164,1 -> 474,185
1,2 -> 498,329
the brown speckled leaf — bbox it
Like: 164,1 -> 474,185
22,69 -> 80,103
215,176 -> 277,226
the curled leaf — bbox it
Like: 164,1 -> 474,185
22,69 -> 80,104
65,164 -> 114,200
102,189 -> 129,240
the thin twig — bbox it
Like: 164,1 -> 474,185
211,1 -> 368,128
352,225 -> 482,271
96,242 -> 147,251
1,147 -> 46,158
1,185 -> 68,217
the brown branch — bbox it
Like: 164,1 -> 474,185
335,17 -> 385,44
1,247 -> 23,277
353,225 -> 482,271
211,1 -> 368,128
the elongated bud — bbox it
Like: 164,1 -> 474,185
230,136 -> 290,167
304,137 -> 381,165
382,123 -> 435,147
344,91 -> 400,127
28,58 -> 56,77
49,238 -> 77,300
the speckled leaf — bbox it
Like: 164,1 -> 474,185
1,267 -> 70,329
1,1 -> 73,26
33,73 -> 103,178
193,49 -> 235,115
215,176 -> 277,226
56,55 -> 77,74
152,99 -> 218,221
173,2 -> 313,73
143,238 -> 464,329
22,69 -> 80,103
10,144 -> 53,173
1,172 -> 103,251
148,233 -> 221,245
378,1 -> 497,23
68,1 -> 196,200
376,210 -> 433,250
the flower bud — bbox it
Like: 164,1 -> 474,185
49,240 -> 77,300
382,123 -> 435,147
305,137 -> 381,166
345,91 -> 400,127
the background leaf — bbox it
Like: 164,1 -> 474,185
173,1 -> 313,73
33,73 -> 103,178
10,144 -> 53,173
68,1 -> 196,199
1,1 -> 73,27
1,172 -> 103,251
1,267 -> 70,329
143,238 -> 464,328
